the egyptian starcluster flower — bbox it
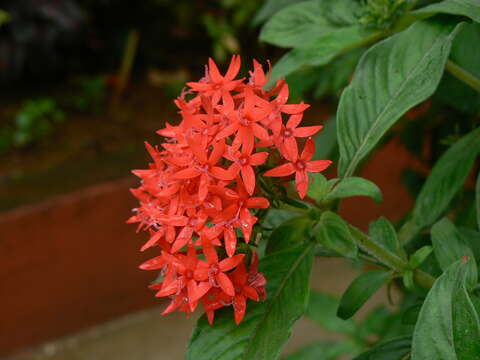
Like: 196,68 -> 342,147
128,56 -> 331,325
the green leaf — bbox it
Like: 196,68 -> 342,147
458,227 -> 480,265
313,116 -> 338,161
267,216 -> 313,253
325,177 -> 382,203
369,217 -> 401,256
285,341 -> 357,360
337,17 -> 464,177
187,243 -> 314,360
262,208 -> 300,229
307,173 -> 329,200
354,336 -> 411,360
403,270 -> 415,291
413,0 -> 480,23
306,291 -> 356,334
401,127 -> 480,243
314,211 -> 358,260
402,304 -> 422,325
477,170 -> 480,230
269,25 -> 379,83
431,218 -> 477,284
337,270 -> 390,320
260,1 -> 337,48
409,246 -> 433,269
252,0 -> 308,26
411,258 -> 480,359
436,22 -> 480,114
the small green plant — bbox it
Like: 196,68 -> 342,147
71,76 -> 107,114
11,98 -> 64,149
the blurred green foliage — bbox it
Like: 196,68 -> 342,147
0,98 -> 65,153
71,76 -> 107,114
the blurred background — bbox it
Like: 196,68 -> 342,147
0,1 -> 477,359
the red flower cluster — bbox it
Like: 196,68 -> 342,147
128,56 -> 331,325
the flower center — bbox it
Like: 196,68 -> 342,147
239,156 -> 249,166
209,263 -> 219,276
185,270 -> 193,279
295,161 -> 306,170
283,128 -> 293,137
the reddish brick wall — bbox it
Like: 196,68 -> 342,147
0,178 -> 157,355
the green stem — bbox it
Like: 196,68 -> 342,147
349,224 -> 407,272
348,224 -> 435,289
445,60 -> 480,93
413,269 -> 436,289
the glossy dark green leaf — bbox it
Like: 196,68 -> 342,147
267,216 -> 313,253
262,208 -> 301,229
431,218 -> 477,284
401,304 -> 422,325
477,170 -> 480,230
413,0 -> 480,23
252,0 -> 308,26
187,243 -> 314,360
337,17 -> 463,177
260,1 -> 336,48
338,270 -> 390,320
285,341 -> 357,360
409,246 -> 433,269
458,227 -> 480,265
269,25 -> 378,83
436,22 -> 480,114
314,211 -> 358,260
411,258 -> 480,359
313,117 -> 338,161
307,173 -> 329,200
403,270 -> 415,291
369,217 -> 401,256
354,336 -> 411,360
325,177 -> 382,203
401,127 -> 480,243
306,291 -> 356,334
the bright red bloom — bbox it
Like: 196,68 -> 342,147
264,138 -> 332,199
129,56 -> 331,324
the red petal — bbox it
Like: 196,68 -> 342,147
243,285 -> 259,301
217,272 -> 235,296
306,160 -> 332,173
225,55 -> 241,81
174,167 -> 201,179
293,125 -> 323,138
300,137 -> 315,161
155,280 -> 179,297
208,58 -> 223,83
286,113 -> 303,129
249,152 -> 268,166
295,171 -> 308,199
233,295 -> 246,324
281,103 -> 309,114
219,254 -> 245,272
245,197 -> 270,209
211,166 -> 237,181
140,230 -> 164,252
264,163 -> 295,177
209,139 -> 226,165
224,227 -> 237,258
252,123 -> 269,140
139,256 -> 166,270
241,166 -> 256,195
284,136 -> 298,162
